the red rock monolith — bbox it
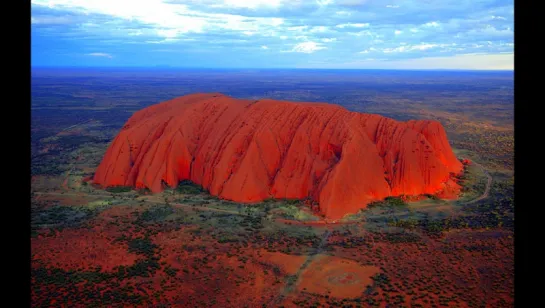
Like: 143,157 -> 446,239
93,93 -> 463,219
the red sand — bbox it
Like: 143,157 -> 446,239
258,250 -> 307,275
94,93 -> 462,219
295,255 -> 379,298
31,228 -> 143,272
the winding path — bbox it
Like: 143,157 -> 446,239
464,161 -> 492,204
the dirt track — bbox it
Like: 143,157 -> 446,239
464,161 -> 492,204
271,229 -> 332,305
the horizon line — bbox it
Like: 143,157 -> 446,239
31,66 -> 514,72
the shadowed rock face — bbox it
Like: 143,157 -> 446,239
94,93 -> 463,219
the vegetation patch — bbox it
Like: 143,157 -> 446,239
137,205 -> 174,223
367,196 -> 408,208
105,186 -> 132,193
31,205 -> 96,231
176,180 -> 205,195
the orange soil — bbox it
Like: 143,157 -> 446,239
31,201 -> 513,307
145,228 -> 286,306
295,254 -> 379,298
258,250 -> 307,275
322,229 -> 514,307
31,227 -> 143,272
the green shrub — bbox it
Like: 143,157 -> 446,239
106,186 -> 132,193
176,180 -> 204,194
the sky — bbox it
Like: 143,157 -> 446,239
31,0 -> 514,70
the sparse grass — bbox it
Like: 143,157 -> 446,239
276,204 -> 318,221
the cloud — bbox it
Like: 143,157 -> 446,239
348,30 -> 376,37
32,0 -> 284,37
491,15 -> 507,20
423,21 -> 440,27
310,26 -> 329,33
31,15 -> 74,24
127,30 -> 143,36
381,43 -> 454,53
288,41 -> 326,53
468,25 -> 513,37
261,45 -> 268,49
218,0 -> 286,9
145,38 -> 196,44
288,25 -> 308,31
86,52 -> 113,58
32,0 -> 514,69
321,38 -> 337,42
336,23 -> 369,28
316,0 -> 335,6
359,47 -> 378,53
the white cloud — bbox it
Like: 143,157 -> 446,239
316,0 -> 334,6
145,38 -> 195,44
382,43 -> 452,53
289,41 -> 326,53
127,29 -> 143,36
348,30 -> 376,37
156,29 -> 181,38
359,47 -> 377,53
310,26 -> 328,33
220,0 -> 285,9
336,23 -> 370,28
86,52 -> 113,58
32,0 -> 515,69
468,25 -> 513,37
423,21 -> 440,27
491,15 -> 507,20
31,15 -> 73,24
288,26 -> 308,31
31,0 -> 284,39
